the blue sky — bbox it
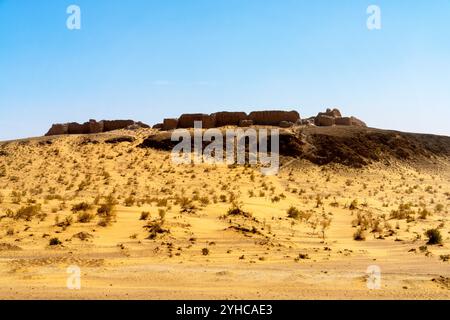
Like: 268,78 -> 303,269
1,0 -> 449,140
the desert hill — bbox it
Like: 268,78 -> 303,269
0,122 -> 449,299
140,125 -> 450,168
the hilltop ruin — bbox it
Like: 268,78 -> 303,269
44,108 -> 366,136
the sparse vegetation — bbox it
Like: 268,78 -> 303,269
49,237 -> 62,246
425,229 -> 442,245
77,211 -> 95,223
287,206 -> 301,220
140,211 -> 150,220
71,202 -> 91,212
353,228 -> 366,241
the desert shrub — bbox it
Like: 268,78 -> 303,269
72,232 -> 93,241
97,218 -> 110,227
77,211 -> 94,223
14,204 -> 42,221
390,203 -> 415,220
49,237 -> 62,246
140,211 -> 150,220
298,253 -> 310,259
287,206 -> 301,220
353,228 -> 366,241
5,208 -> 14,219
202,248 -> 210,256
156,198 -> 168,207
320,217 -> 332,239
10,191 -> 22,204
227,202 -> 251,218
97,203 -> 115,218
351,212 -> 379,231
71,202 -> 91,212
44,194 -> 63,201
418,208 -> 431,220
105,193 -> 118,205
434,203 -> 444,213
144,221 -> 169,239
330,199 -> 339,207
425,229 -> 442,245
199,196 -> 210,206
271,196 -> 281,203
158,209 -> 166,221
179,197 -> 196,214
349,199 -> 358,210
56,216 -> 73,228
124,195 -> 135,207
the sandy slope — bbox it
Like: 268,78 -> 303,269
0,128 -> 449,299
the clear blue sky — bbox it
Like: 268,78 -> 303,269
1,0 -> 449,140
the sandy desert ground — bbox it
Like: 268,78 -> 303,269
0,127 -> 449,299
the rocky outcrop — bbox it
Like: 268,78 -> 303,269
248,110 -> 300,126
177,114 -> 216,129
162,118 -> 178,131
104,136 -> 135,144
139,126 -> 450,168
45,119 -> 149,136
212,112 -> 248,127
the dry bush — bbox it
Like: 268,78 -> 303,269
71,202 -> 91,212
287,206 -> 301,220
49,237 -> 62,246
140,211 -> 150,220
226,202 -> 252,218
418,208 -> 431,220
353,228 -> 366,241
390,203 -> 415,220
178,197 -> 196,214
124,195 -> 135,207
349,199 -> 358,210
72,232 -> 93,241
97,203 -> 115,218
14,204 -> 42,221
56,216 -> 73,228
425,229 -> 442,245
144,220 -> 169,239
77,211 -> 95,223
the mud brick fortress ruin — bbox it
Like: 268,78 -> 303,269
45,108 -> 366,136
